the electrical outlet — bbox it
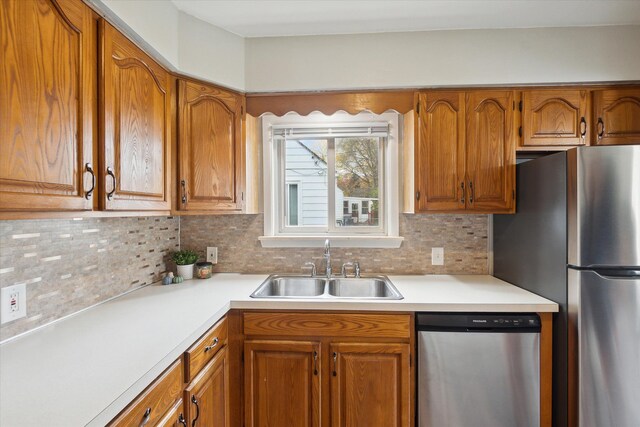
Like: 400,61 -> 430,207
431,247 -> 444,266
1,283 -> 27,324
207,247 -> 218,264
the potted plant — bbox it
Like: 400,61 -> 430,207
172,249 -> 199,280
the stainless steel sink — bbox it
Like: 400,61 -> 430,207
250,275 -> 403,300
328,276 -> 403,299
250,276 -> 326,298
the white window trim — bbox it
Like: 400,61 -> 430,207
260,111 -> 403,248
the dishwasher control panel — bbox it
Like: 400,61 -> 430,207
416,313 -> 541,332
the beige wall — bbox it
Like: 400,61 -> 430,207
98,0 -> 180,67
178,12 -> 246,91
245,25 -> 640,91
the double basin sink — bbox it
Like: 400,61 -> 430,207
250,274 -> 403,300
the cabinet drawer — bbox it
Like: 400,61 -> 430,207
244,312 -> 411,339
109,359 -> 182,427
156,399 -> 186,427
185,316 -> 228,382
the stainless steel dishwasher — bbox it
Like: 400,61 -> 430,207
417,313 -> 541,427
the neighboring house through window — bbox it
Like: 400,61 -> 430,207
260,111 -> 402,248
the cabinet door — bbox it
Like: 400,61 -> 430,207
330,342 -> 410,427
522,89 -> 589,148
178,79 -> 244,212
101,22 -> 171,211
0,0 -> 96,212
465,90 -> 516,212
185,347 -> 229,427
593,88 -> 640,145
415,91 -> 466,212
244,340 -> 321,427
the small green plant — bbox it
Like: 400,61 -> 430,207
172,249 -> 199,265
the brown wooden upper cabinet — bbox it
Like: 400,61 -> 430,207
592,88 -> 640,145
416,90 -> 516,213
178,79 -> 245,212
100,22 -> 172,211
521,89 -> 590,149
0,0 -> 97,213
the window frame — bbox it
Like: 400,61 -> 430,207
260,111 -> 403,248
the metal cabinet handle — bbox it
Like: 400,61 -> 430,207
178,413 -> 187,427
181,179 -> 187,204
106,167 -> 116,200
580,116 -> 587,140
204,337 -> 219,352
597,117 -> 604,140
468,181 -> 474,204
313,351 -> 318,375
332,352 -> 337,377
459,182 -> 465,204
84,163 -> 95,200
191,396 -> 200,427
139,407 -> 151,427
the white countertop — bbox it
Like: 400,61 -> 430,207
0,274 -> 557,427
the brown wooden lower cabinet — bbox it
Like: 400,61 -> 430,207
330,342 -> 411,427
243,312 -> 413,427
185,346 -> 230,427
244,340 -> 322,427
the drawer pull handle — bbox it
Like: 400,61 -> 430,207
204,337 -> 219,352
191,396 -> 200,427
178,413 -> 187,427
313,351 -> 318,375
106,166 -> 116,200
332,352 -> 337,377
139,407 -> 151,427
84,163 -> 95,200
597,117 -> 604,140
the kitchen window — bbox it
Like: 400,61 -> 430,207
260,111 -> 402,248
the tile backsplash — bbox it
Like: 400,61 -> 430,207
0,217 -> 179,341
180,214 -> 488,275
1,213 -> 487,341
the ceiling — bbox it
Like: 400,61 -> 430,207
170,0 -> 640,38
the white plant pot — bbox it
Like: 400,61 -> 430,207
176,263 -> 194,280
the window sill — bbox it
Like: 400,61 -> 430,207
258,235 -> 404,248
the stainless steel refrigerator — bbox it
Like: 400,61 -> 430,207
494,145 -> 640,427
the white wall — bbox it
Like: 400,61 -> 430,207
245,25 -> 640,92
98,0 -> 180,68
178,13 -> 245,91
94,0 -> 246,90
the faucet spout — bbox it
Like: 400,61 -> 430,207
324,239 -> 332,279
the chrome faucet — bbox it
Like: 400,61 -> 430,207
324,239 -> 332,278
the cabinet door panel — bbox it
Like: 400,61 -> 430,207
593,88 -> 640,145
178,80 -> 243,211
330,342 -> 410,427
244,340 -> 321,427
415,91 -> 465,212
0,0 -> 95,211
101,22 -> 170,210
522,89 -> 589,147
465,90 -> 516,212
185,347 -> 229,427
